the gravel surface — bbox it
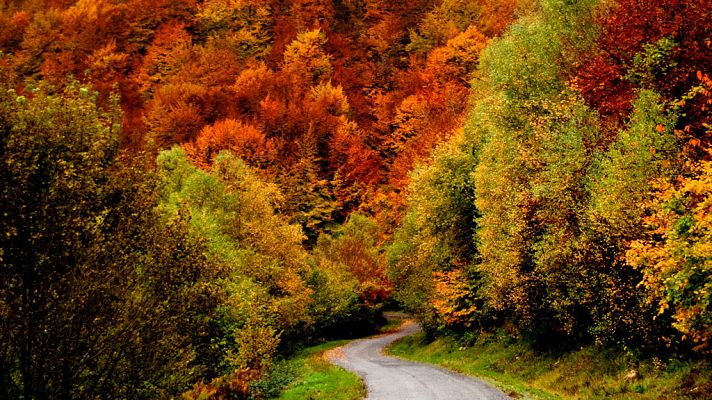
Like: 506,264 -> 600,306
328,321 -> 511,400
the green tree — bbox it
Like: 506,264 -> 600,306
0,77 -> 221,398
389,129 -> 484,332
470,0 -> 601,340
156,147 -> 316,396
583,90 -> 679,346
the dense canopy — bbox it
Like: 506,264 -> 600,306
1,0 -> 710,398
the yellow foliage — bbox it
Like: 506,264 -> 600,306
627,157 -> 712,352
432,269 -> 478,327
426,26 -> 488,83
311,81 -> 350,116
283,28 -> 332,83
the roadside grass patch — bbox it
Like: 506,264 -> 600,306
387,331 -> 711,400
378,311 -> 410,333
276,341 -> 365,400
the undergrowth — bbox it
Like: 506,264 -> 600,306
387,331 -> 711,399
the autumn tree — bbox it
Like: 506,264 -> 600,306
312,214 -> 393,337
575,0 -> 712,144
184,118 -> 275,168
0,79 -> 222,399
628,156 -> 712,353
389,129 -> 485,332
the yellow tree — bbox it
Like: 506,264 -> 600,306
628,157 -> 712,352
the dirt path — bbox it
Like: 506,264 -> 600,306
328,320 -> 511,400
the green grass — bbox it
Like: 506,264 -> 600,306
378,311 -> 410,333
387,331 -> 711,400
276,340 -> 365,400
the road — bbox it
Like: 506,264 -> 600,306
328,320 -> 511,400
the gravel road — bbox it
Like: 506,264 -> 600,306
328,320 -> 511,400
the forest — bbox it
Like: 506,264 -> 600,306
0,0 -> 710,398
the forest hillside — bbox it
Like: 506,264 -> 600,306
0,0 -> 710,399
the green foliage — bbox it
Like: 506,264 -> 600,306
478,16 -> 564,100
155,146 -> 386,396
0,80 -> 221,398
478,0 -> 599,101
388,129 -> 485,332
473,90 -> 605,338
248,360 -> 297,400
156,147 -> 313,374
576,90 -> 680,346
469,1 -> 605,339
587,90 -> 678,236
626,37 -> 678,88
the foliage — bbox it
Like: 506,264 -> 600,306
391,0 -> 709,358
310,214 -> 391,338
581,90 -> 680,346
469,0 -> 606,341
587,90 -> 678,237
1,0 -> 521,240
388,129 -> 485,332
628,158 -> 712,352
0,80 -> 220,399
575,0 -> 712,145
2,0 -> 711,396
156,147 -> 313,342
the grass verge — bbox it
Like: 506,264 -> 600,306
387,331 -> 711,399
276,340 -> 365,400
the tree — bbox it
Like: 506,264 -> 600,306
470,1 -> 601,339
0,78 -> 222,399
311,213 -> 392,338
628,157 -> 712,353
575,0 -> 712,142
282,28 -> 332,86
389,129 -> 484,332
184,118 -> 275,168
156,147 -> 318,396
0,81 -> 120,398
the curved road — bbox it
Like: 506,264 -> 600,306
328,321 -> 511,400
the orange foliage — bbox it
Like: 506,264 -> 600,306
136,22 -> 193,94
337,231 -> 393,305
145,83 -> 210,147
432,269 -> 478,328
184,119 -> 275,168
1,0 -> 518,233
0,11 -> 30,51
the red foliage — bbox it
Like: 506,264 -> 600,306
576,0 -> 712,137
1,0 -> 517,230
0,11 -> 30,51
